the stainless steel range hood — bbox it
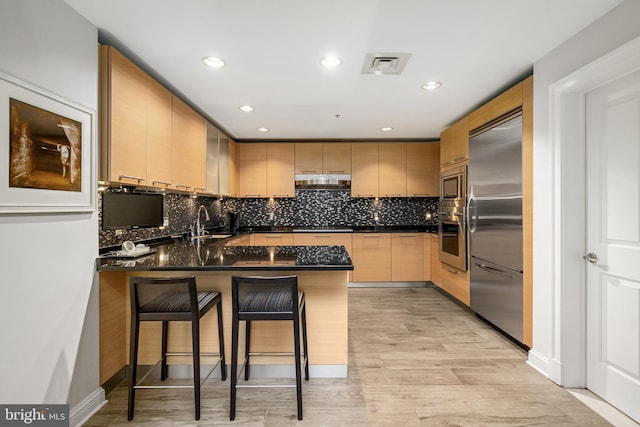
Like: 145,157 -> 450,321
294,174 -> 351,190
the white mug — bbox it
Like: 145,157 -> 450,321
122,240 -> 135,253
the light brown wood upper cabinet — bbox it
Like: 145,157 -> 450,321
237,143 -> 267,197
467,83 -> 523,131
391,233 -> 424,281
379,144 -> 407,197
100,45 -> 207,192
145,77 -> 173,188
238,143 -> 294,198
171,95 -> 206,191
351,143 -> 379,197
100,46 -> 149,185
440,116 -> 468,168
295,143 -> 323,174
407,143 -> 439,197
294,143 -> 351,174
267,143 -> 295,197
322,143 -> 351,174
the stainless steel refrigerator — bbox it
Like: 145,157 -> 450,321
467,114 -> 524,344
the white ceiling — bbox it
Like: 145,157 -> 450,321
65,0 -> 622,141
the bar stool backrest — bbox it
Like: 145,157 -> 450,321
131,276 -> 200,321
231,275 -> 298,318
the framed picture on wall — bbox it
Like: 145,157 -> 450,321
0,71 -> 96,213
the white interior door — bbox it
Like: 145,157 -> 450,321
585,68 -> 640,423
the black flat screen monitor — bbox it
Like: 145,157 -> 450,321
101,192 -> 164,230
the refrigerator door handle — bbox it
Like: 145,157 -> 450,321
473,261 -> 516,279
467,186 -> 476,233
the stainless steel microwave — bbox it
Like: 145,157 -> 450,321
440,165 -> 466,200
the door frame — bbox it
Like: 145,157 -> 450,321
545,35 -> 640,387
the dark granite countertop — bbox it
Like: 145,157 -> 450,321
97,237 -> 353,271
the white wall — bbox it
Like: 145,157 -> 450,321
530,0 -> 640,383
0,0 -> 101,419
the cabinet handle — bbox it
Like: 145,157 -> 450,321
314,235 -> 331,238
412,193 -> 431,197
453,156 -> 466,161
119,175 -> 145,182
152,180 -> 172,187
194,187 -> 207,192
384,194 -> 401,197
266,235 -> 283,238
327,170 -> 346,173
243,194 -> 262,197
175,184 -> 192,189
301,170 -> 319,173
363,235 -> 381,238
355,194 -> 374,197
399,235 -> 417,238
446,267 -> 458,275
271,194 -> 291,197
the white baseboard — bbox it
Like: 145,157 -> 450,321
526,348 -> 551,378
527,348 -> 565,385
70,387 -> 106,427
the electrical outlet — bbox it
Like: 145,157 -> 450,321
115,229 -> 123,236
163,217 -> 169,227
269,212 -> 274,221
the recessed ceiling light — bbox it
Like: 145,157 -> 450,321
320,56 -> 342,68
421,81 -> 442,91
239,105 -> 254,112
381,127 -> 393,132
202,56 -> 225,68
257,127 -> 270,132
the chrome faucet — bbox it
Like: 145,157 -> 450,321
191,205 -> 210,240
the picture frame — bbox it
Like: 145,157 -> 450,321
0,71 -> 96,213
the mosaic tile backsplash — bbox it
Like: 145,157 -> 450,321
99,190 -> 439,248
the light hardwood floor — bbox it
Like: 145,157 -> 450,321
85,287 -> 612,426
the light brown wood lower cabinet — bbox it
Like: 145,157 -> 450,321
436,262 -> 470,306
252,233 -> 294,246
427,234 -> 469,306
430,234 -> 441,285
351,233 -> 391,282
391,233 -> 423,281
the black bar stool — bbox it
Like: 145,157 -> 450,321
128,276 -> 226,421
230,275 -> 309,421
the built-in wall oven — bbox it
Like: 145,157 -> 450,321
439,165 -> 467,271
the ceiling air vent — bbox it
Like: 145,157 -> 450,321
362,53 -> 412,75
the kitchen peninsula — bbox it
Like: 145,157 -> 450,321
97,235 -> 353,387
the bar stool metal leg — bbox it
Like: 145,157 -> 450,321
244,320 -> 251,380
192,315 -> 201,420
217,300 -> 227,381
293,311 -> 303,420
301,297 -> 309,381
161,321 -> 169,381
230,306 -> 239,420
127,311 -> 140,421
